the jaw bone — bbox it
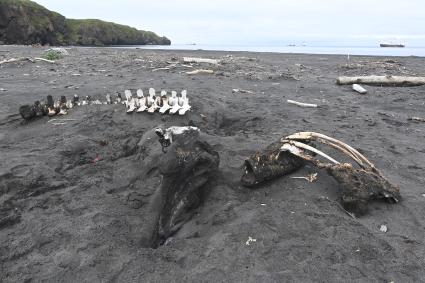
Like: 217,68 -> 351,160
281,132 -> 401,215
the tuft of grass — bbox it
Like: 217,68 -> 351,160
41,50 -> 63,61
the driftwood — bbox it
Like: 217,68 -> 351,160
0,57 -> 55,65
337,76 -> 425,86
186,69 -> 214,75
408,117 -> 425,122
183,57 -> 219,64
287,100 -> 318,108
232,88 -> 254,94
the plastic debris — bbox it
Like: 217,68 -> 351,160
245,236 -> 257,246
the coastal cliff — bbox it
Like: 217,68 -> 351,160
0,0 -> 171,46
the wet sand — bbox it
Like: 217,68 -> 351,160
1,46 -> 425,282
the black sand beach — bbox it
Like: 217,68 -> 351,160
1,46 -> 425,282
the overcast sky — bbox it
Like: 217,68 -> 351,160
36,0 -> 425,46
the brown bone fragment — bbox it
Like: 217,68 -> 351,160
241,141 -> 304,187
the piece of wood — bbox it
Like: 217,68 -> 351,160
352,84 -> 367,94
186,69 -> 214,75
0,57 -> 33,65
287,100 -> 318,108
34,57 -> 56,63
232,88 -> 254,94
183,57 -> 219,64
337,76 -> 425,86
408,117 -> 425,122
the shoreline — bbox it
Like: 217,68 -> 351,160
2,44 -> 425,58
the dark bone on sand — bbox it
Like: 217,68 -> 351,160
321,163 -> 401,216
241,141 -> 305,187
281,132 -> 401,216
140,128 -> 219,248
19,104 -> 36,120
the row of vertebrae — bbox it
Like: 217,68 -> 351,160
122,88 -> 191,115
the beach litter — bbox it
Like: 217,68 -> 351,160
352,84 -> 367,94
380,225 -> 388,233
245,236 -> 257,246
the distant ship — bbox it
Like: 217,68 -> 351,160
380,43 -> 405,48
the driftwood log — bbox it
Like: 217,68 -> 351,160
183,57 -> 219,64
336,76 -> 425,86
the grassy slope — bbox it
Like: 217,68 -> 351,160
0,0 -> 170,46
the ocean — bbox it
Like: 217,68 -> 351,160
119,44 -> 425,57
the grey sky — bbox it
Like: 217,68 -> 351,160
36,0 -> 425,45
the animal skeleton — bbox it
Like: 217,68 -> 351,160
280,132 -> 400,215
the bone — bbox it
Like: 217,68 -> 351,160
178,90 -> 191,115
169,91 -> 182,114
281,141 -> 340,165
159,90 -> 171,114
284,132 -> 374,170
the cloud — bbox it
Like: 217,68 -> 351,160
35,0 -> 425,45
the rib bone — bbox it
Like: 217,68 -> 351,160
283,132 -> 374,170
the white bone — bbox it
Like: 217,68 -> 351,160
159,90 -> 171,114
58,108 -> 68,115
136,97 -> 148,112
65,101 -> 73,109
178,90 -> 191,115
105,94 -> 111,104
127,98 -> 136,113
162,126 -> 200,143
281,141 -> 340,165
124,89 -> 132,101
284,132 -> 373,169
147,94 -> 160,113
169,91 -> 182,114
149,88 -> 155,96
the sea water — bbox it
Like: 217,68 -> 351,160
118,44 -> 425,57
